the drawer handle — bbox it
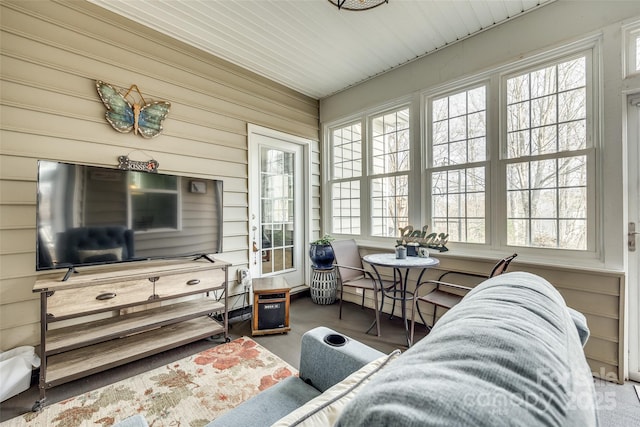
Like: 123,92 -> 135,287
187,279 -> 200,286
96,292 -> 116,300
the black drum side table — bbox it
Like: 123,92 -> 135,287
310,267 -> 337,305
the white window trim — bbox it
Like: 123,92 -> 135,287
325,96 -> 417,245
424,79 -> 492,248
623,20 -> 640,78
323,35 -> 605,266
496,48 -> 599,259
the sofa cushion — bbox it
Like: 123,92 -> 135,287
336,272 -> 597,427
205,376 -> 321,427
272,350 -> 400,427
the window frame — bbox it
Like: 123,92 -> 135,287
323,36 -> 601,262
425,81 -> 491,247
326,101 -> 415,243
497,48 -> 598,257
624,20 -> 640,78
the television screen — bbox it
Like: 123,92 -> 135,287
36,160 -> 223,271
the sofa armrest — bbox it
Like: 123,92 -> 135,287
298,327 -> 386,393
567,307 -> 590,346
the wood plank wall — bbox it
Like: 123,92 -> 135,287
0,0 -> 320,350
355,247 -> 626,384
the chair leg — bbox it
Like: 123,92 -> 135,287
360,290 -> 365,309
369,288 -> 381,337
338,284 -> 344,319
410,297 -> 417,345
432,305 -> 437,328
410,300 -> 432,346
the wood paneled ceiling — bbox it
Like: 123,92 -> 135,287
89,0 -> 554,99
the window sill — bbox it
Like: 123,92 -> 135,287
355,240 -> 623,276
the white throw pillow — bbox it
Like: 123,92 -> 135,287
271,350 -> 400,427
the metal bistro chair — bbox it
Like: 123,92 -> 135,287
330,239 -> 398,337
410,253 -> 518,344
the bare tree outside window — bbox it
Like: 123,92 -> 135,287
506,56 -> 588,249
430,86 -> 487,243
370,108 -> 410,237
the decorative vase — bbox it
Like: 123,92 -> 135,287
309,243 -> 335,269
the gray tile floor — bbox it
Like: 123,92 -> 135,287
1,294 -> 638,425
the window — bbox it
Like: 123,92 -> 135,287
429,86 -> 487,243
326,43 -> 596,256
328,106 -> 411,238
330,123 -> 362,235
624,21 -> 640,77
370,108 -> 410,237
504,55 -> 589,249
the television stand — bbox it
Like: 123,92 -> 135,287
32,258 -> 229,410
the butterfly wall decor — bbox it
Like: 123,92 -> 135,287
96,80 -> 171,139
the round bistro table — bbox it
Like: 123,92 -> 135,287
362,253 -> 440,346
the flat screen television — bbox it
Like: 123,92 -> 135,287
36,160 -> 223,273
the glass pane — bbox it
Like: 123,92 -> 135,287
558,89 -> 586,122
449,92 -> 467,117
531,189 -> 557,218
558,57 -> 586,91
433,120 -> 448,145
430,167 -> 485,244
531,219 -> 557,247
331,181 -> 361,235
449,116 -> 467,142
507,219 -> 529,246
507,74 -> 529,104
531,159 -> 556,189
332,123 -> 362,179
370,175 -> 409,237
432,97 -> 448,121
260,147 -> 295,273
430,85 -> 486,171
558,156 -> 586,187
559,219 -> 587,250
531,65 -> 556,98
506,55 -> 587,163
507,102 -> 530,132
371,107 -> 411,174
466,219 -> 485,243
531,95 -> 557,128
559,187 -> 586,218
432,194 -> 447,218
507,130 -> 530,158
432,143 -> 449,167
468,87 -> 486,113
507,190 -> 529,218
466,192 -> 485,217
531,125 -> 557,155
558,121 -> 586,151
507,163 -> 529,190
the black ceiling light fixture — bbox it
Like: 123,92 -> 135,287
328,0 -> 389,11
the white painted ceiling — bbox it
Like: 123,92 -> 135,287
89,0 -> 553,99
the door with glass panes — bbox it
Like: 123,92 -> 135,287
249,126 -> 306,287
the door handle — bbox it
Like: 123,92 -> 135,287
630,222 -> 639,252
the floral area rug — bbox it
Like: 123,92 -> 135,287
2,337 -> 295,427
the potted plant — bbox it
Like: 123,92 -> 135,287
309,234 -> 335,269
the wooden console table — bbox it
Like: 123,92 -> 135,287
32,258 -> 229,410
